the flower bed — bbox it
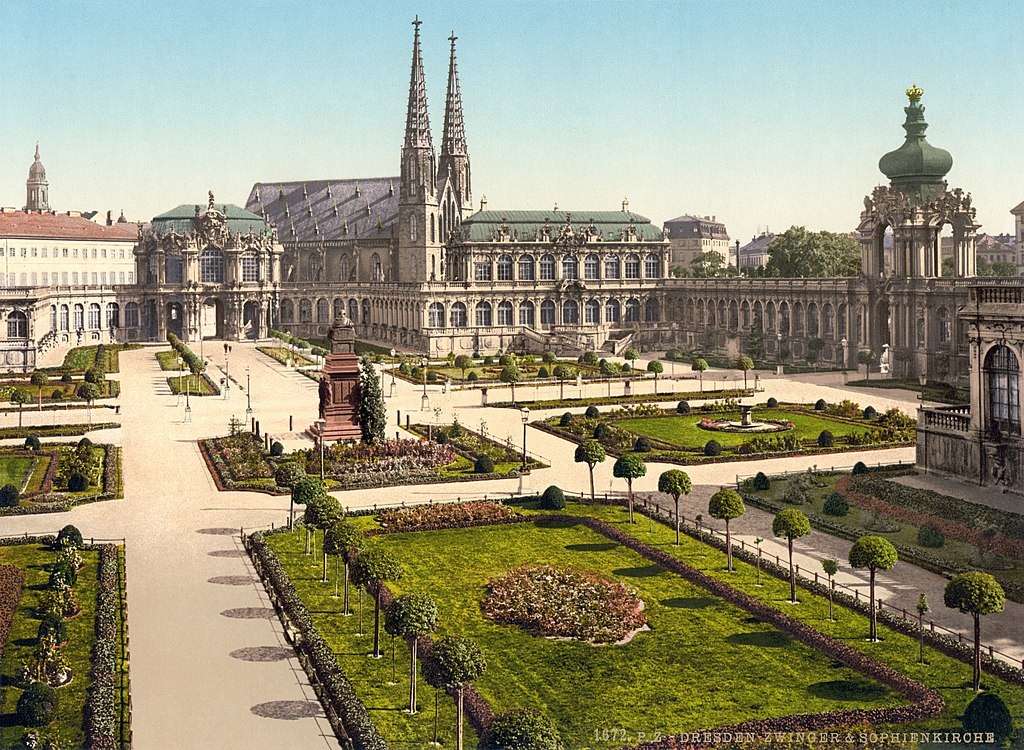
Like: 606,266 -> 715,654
375,500 -> 520,533
0,445 -> 121,516
406,423 -> 545,473
84,544 -> 124,750
487,388 -> 749,410
0,423 -> 120,440
482,564 -> 646,643
0,563 -> 27,662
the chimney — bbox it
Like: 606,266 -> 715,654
480,196 -> 488,211
106,210 -> 112,226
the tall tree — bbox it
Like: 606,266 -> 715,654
657,469 -> 691,545
357,356 -> 387,444
764,226 -> 861,277
646,360 -> 663,393
426,636 -> 486,750
772,508 -> 811,603
352,546 -> 403,659
385,593 -> 438,712
708,488 -> 744,571
736,356 -> 754,391
574,440 -> 606,502
323,518 -> 364,613
944,572 -> 1005,691
30,372 -> 47,411
692,358 -> 708,392
848,535 -> 898,641
499,364 -> 521,404
612,454 -> 646,524
691,250 -> 732,278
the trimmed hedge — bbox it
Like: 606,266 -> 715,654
85,544 -> 125,750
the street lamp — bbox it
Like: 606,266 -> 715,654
184,368 -> 192,423
223,347 -> 230,399
840,337 -> 848,383
520,407 -> 530,471
776,332 -> 783,375
389,348 -> 397,397
177,356 -> 184,406
420,356 -> 430,411
245,366 -> 252,421
316,418 -> 327,480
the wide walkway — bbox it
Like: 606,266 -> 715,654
0,343 -> 1021,750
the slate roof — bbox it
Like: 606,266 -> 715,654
150,203 -> 270,236
0,210 -> 137,241
245,178 -> 400,243
457,210 -> 663,243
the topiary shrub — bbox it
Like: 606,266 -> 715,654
559,412 -> 573,427
633,436 -> 652,453
814,398 -> 827,411
467,371 -> 479,382
77,437 -> 92,449
474,455 -> 495,474
16,682 -> 59,727
38,613 -> 67,645
817,430 -> 834,447
24,436 -> 41,451
593,423 -> 611,440
56,525 -> 83,549
0,484 -> 19,507
540,485 -> 566,510
427,371 -> 438,382
49,561 -> 77,589
822,491 -> 849,516
60,373 -> 74,385
766,397 -> 778,408
51,389 -> 63,400
703,439 -> 722,457
67,473 -> 89,492
84,366 -> 105,384
480,708 -> 565,750
676,401 -> 691,414
852,461 -> 868,475
917,523 -> 945,548
863,405 -> 878,420
273,462 -> 305,489
584,405 -> 600,419
961,691 -> 1013,742
752,471 -> 770,491
270,441 -> 284,457
537,366 -> 549,379
483,356 -> 495,365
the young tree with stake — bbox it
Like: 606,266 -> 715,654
822,558 -> 839,621
323,517 -> 363,605
708,488 -> 744,571
658,469 -> 691,545
574,440 -> 606,502
385,593 -> 438,712
772,508 -> 810,603
426,636 -> 486,750
944,572 -> 1005,691
692,358 -> 708,392
352,546 -> 403,659
848,535 -> 898,642
612,454 -> 646,524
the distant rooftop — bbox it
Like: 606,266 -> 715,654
457,210 -> 664,242
150,203 -> 271,236
0,209 -> 137,241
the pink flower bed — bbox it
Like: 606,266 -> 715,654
481,564 -> 647,644
376,500 -> 519,533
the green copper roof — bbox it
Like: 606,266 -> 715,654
878,86 -> 952,201
150,203 -> 273,236
457,210 -> 664,242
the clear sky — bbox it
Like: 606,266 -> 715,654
1,1 -> 1021,244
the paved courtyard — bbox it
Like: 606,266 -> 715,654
1,342 -> 1022,748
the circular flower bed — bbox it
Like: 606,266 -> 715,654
481,565 -> 646,644
697,416 -> 793,433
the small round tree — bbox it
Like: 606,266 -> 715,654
737,356 -> 754,391
658,469 -> 691,545
453,354 -> 474,382
692,358 -> 708,392
539,485 -> 565,510
16,682 -> 59,727
426,636 -> 486,750
10,388 -> 31,428
646,360 -> 664,393
822,558 -> 839,621
274,462 -> 306,490
0,484 -> 19,508
323,517 -> 364,612
499,364 -> 522,404
708,488 -> 744,571
56,525 -> 83,549
612,454 -> 646,524
858,348 -> 875,380
30,371 -> 48,411
574,440 -> 606,502
76,382 -> 100,425
623,347 -> 640,369
290,476 -> 325,538
944,571 -> 1005,691
481,708 -> 565,750
849,535 -> 898,642
352,546 -> 403,659
961,692 -> 1013,742
553,364 -> 574,400
385,593 -> 438,713
304,493 -> 342,575
772,508 -> 811,603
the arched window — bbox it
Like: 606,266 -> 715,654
644,254 -> 660,278
706,300 -> 716,328
986,345 -> 1021,434
280,299 -> 294,323
497,301 -> 513,326
792,302 -> 804,336
807,303 -> 819,337
497,255 -> 514,281
624,254 -> 641,279
605,298 -> 621,323
105,303 -> 119,328
428,302 -> 445,327
49,305 -> 57,332
450,302 -> 467,327
539,254 -> 555,280
728,301 -> 738,330
645,298 -> 660,322
317,298 -> 330,322
60,304 -> 69,331
765,301 -> 776,332
333,298 -> 345,321
348,298 -> 359,323
6,310 -> 27,338
562,255 -> 578,280
339,256 -> 351,281
475,301 -> 492,327
585,299 -> 601,324
938,307 -> 950,344
474,259 -> 492,281
540,299 -> 556,326
125,302 -> 139,328
822,303 -> 834,337
838,304 -> 847,338
430,214 -> 435,244
518,255 -> 535,281
299,299 -> 313,323
200,247 -> 224,283
371,253 -> 383,281
519,300 -> 535,326
584,254 -> 600,280
625,298 -> 641,322
605,255 -> 621,279
779,301 -> 790,335
88,303 -> 101,329
561,300 -> 579,324
361,299 -> 370,324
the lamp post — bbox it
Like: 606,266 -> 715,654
389,348 -> 397,397
316,418 -> 327,480
245,366 -> 252,421
184,368 -> 192,423
840,337 -> 848,383
420,356 -> 430,411
177,356 -> 184,406
223,347 -> 230,399
776,332 -> 783,375
520,407 -> 530,471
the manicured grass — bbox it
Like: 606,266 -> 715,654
166,374 -> 219,396
155,350 -> 185,371
257,346 -> 316,367
270,521 -> 903,747
0,456 -> 33,488
0,543 -> 99,749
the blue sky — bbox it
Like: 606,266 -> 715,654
1,1 -> 1021,243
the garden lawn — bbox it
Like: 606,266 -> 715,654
166,374 -> 218,396
0,456 -> 33,488
0,543 -> 99,749
617,409 -> 865,449
257,346 -> 316,367
269,521 -> 903,748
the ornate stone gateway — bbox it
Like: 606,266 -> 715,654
315,316 -> 362,442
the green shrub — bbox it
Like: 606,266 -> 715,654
427,371 -> 438,382
537,366 -> 549,379
467,371 -> 479,382
766,397 -> 778,408
474,455 -> 495,474
852,461 -> 869,475
49,561 -> 77,589
38,613 -> 67,644
703,439 -> 722,457
822,492 -> 849,516
559,412 -> 573,427
84,366 -> 105,384
16,682 -> 59,727
60,373 -> 74,384
633,436 -> 652,453
270,440 -> 284,457
77,437 -> 92,448
814,398 -> 827,411
752,471 -> 770,491
540,485 -> 566,510
67,473 -> 89,492
580,351 -> 599,366
961,691 -> 1013,742
481,708 -> 565,750
51,389 -> 63,400
676,401 -> 691,414
666,348 -> 684,361
817,430 -> 834,447
784,482 -> 808,505
863,405 -> 877,419
0,483 -> 20,507
274,462 -> 305,489
584,405 -> 600,419
498,353 -> 516,366
593,423 -> 611,440
483,356 -> 494,365
917,523 -> 945,548
56,525 -> 83,549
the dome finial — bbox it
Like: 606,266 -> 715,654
905,83 -> 923,103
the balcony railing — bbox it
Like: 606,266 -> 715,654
921,405 -> 971,432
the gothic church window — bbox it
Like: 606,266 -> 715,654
371,254 -> 383,281
986,345 -> 1021,434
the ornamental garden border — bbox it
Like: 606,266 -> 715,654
486,387 -> 749,410
0,444 -> 122,516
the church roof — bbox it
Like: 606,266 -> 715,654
0,210 -> 137,241
150,203 -> 271,236
457,210 -> 664,242
245,178 -> 399,243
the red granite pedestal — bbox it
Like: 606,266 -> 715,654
311,319 -> 362,442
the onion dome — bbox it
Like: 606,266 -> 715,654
878,85 -> 952,201
28,143 -> 47,180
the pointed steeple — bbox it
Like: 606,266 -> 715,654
441,32 -> 467,157
404,17 -> 433,150
25,143 -> 50,212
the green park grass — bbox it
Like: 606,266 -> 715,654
165,374 -> 218,396
269,519 -> 905,747
61,344 -> 139,373
257,346 -> 316,368
155,350 -> 185,371
0,456 -> 34,488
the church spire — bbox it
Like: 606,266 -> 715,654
25,142 -> 50,212
441,32 -> 467,157
404,17 -> 433,150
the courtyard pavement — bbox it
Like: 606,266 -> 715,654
0,342 -> 1021,749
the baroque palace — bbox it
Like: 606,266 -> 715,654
0,24 -> 1020,488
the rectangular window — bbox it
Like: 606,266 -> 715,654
30,272 -> 37,285
128,271 -> 134,283
119,248 -> 125,258
91,272 -> 98,285
119,271 -> 125,284
7,273 -> 13,286
92,248 -> 98,259
41,272 -> 48,285
72,272 -> 79,285
62,272 -> 69,285
63,248 -> 68,257
101,248 -> 107,258
101,272 -> 107,285
31,247 -> 37,257
242,256 -> 259,283
41,248 -> 47,257
73,248 -> 78,258
19,273 -> 27,286
474,262 -> 492,281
